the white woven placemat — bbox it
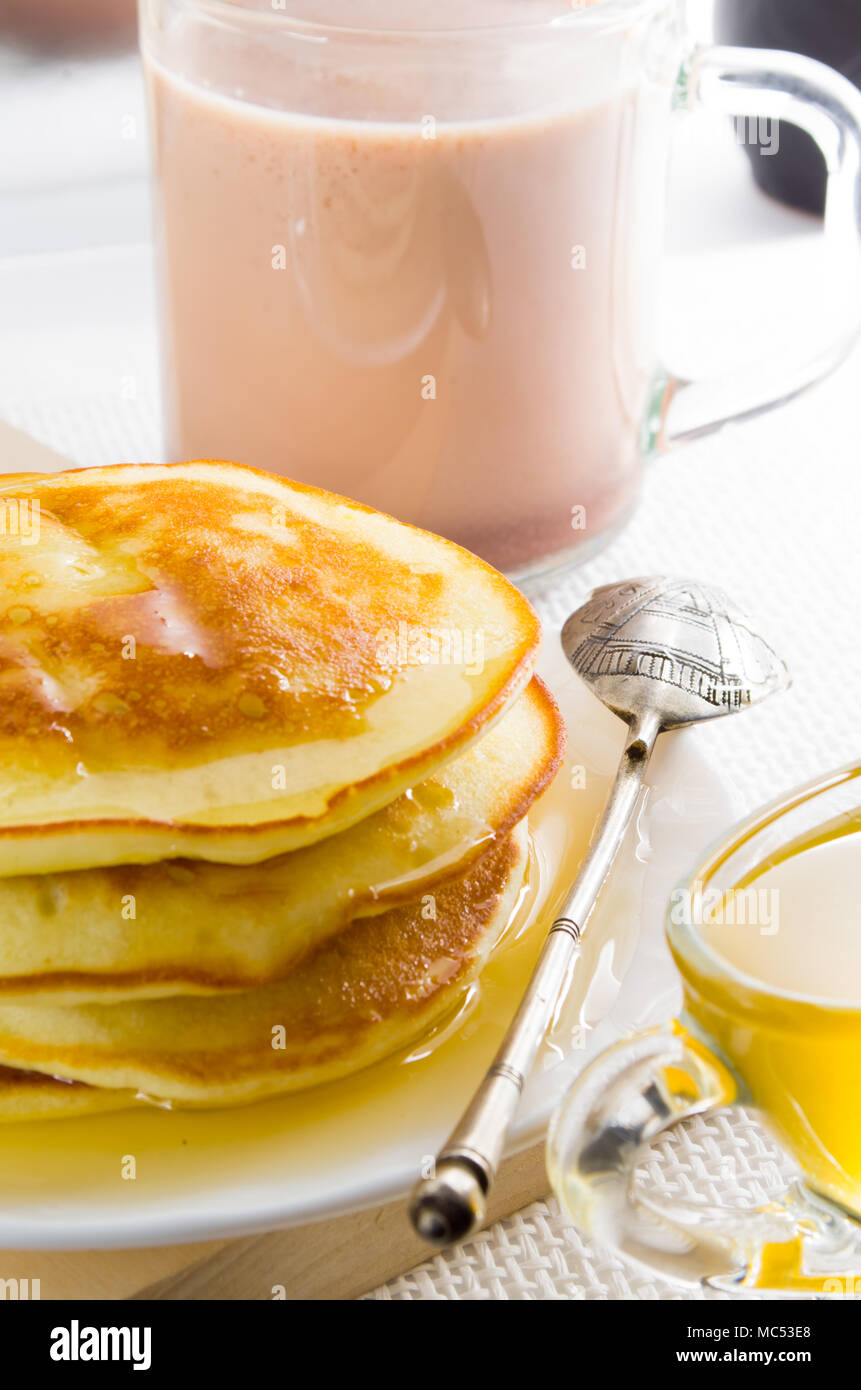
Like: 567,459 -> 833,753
0,242 -> 857,1300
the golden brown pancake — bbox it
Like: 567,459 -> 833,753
0,679 -> 563,1004
0,826 -> 527,1116
0,461 -> 540,875
0,1065 -> 126,1122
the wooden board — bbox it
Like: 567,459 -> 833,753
0,1141 -> 548,1300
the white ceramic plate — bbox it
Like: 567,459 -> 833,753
0,246 -> 740,1249
0,638 -> 740,1250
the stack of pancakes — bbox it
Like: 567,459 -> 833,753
0,461 -> 564,1121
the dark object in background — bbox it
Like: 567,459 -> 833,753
716,0 -> 861,216
0,0 -> 137,53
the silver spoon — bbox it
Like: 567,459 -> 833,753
409,575 -> 789,1246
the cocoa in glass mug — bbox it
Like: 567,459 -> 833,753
141,0 -> 861,579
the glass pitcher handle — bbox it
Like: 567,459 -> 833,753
647,45 -> 861,451
547,1024 -> 861,1291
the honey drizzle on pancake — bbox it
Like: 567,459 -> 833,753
0,743 -> 625,1212
0,686 -> 648,1264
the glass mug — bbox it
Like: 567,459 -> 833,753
140,1 -> 861,580
548,764 -> 861,1294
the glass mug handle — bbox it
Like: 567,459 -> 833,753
546,1023 -> 859,1291
647,45 -> 861,451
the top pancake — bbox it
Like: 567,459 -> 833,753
0,461 -> 539,875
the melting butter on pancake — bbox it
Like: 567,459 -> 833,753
0,461 -> 539,876
0,827 -> 527,1115
0,679 -> 563,1004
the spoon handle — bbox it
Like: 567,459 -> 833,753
409,709 -> 662,1246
